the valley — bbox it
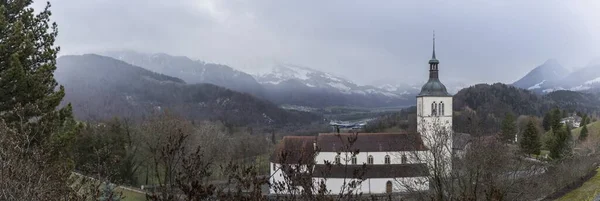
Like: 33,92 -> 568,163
5,1 -> 600,200
54,51 -> 600,136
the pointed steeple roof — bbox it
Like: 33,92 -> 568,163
419,31 -> 449,97
429,31 -> 439,64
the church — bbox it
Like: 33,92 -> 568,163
269,36 -> 469,195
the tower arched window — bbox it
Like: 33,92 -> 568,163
401,154 -> 407,164
335,155 -> 341,165
384,155 -> 391,164
351,156 -> 357,165
439,102 -> 444,116
431,102 -> 437,116
367,155 -> 374,164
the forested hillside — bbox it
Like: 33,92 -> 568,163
453,83 -> 600,133
453,83 -> 551,116
55,54 -> 321,127
101,51 -> 267,98
367,83 -> 600,135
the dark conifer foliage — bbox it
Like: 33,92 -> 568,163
0,1 -> 79,199
500,112 -> 517,143
520,120 -> 541,156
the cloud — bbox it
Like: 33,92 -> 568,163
35,0 -> 600,85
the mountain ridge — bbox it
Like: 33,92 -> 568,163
255,63 -> 417,108
100,50 -> 267,98
55,54 -> 321,127
512,59 -> 569,92
513,59 -> 600,93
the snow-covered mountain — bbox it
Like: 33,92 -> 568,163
376,83 -> 419,96
54,54 -> 320,126
557,62 -> 600,92
256,64 -> 413,97
255,64 -> 415,108
95,52 -> 418,108
100,50 -> 266,98
515,59 -> 600,94
512,59 -> 569,93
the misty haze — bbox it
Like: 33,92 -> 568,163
1,0 -> 599,200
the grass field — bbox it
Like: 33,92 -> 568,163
572,121 -> 600,139
556,168 -> 600,201
117,187 -> 147,201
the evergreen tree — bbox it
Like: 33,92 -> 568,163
551,108 -> 563,132
579,125 -> 589,141
500,113 -> 517,143
0,1 -> 77,199
585,115 -> 591,125
520,120 -> 541,156
547,125 -> 571,159
581,115 -> 588,126
542,112 -> 552,132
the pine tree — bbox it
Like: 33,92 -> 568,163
551,108 -> 563,132
520,120 -> 541,156
542,112 -> 552,132
585,115 -> 591,125
0,1 -> 77,199
579,125 -> 589,141
500,113 -> 517,143
581,115 -> 588,127
547,125 -> 571,159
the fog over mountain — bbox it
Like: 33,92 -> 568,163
34,0 -> 600,86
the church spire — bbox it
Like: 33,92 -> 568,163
428,31 -> 439,66
418,31 -> 450,97
428,30 -> 439,78
432,30 -> 436,60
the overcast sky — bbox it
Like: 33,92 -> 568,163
34,0 -> 600,85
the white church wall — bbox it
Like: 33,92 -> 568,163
314,177 -> 429,194
417,96 -> 454,176
316,151 -> 427,165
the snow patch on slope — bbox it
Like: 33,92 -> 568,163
543,87 -> 560,93
256,63 -> 414,98
528,80 -> 546,90
379,84 -> 398,92
584,77 -> 600,85
570,85 -> 591,91
568,77 -> 600,91
328,82 -> 351,91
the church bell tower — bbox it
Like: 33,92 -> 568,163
416,32 -> 453,152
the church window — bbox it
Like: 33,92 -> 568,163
273,163 -> 276,171
351,156 -> 357,165
385,155 -> 391,164
401,154 -> 407,164
368,155 -> 373,164
439,102 -> 444,116
335,155 -> 341,164
431,102 -> 437,116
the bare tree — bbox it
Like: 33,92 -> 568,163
0,107 -> 81,200
397,116 -> 547,201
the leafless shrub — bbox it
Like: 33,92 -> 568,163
0,106 -> 80,200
